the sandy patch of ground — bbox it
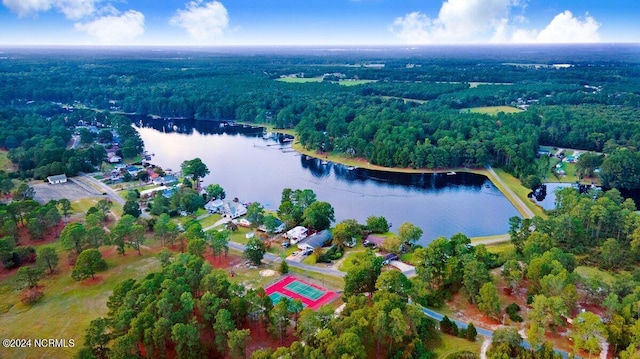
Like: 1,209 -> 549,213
259,269 -> 276,277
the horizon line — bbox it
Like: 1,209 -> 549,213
1,42 -> 639,48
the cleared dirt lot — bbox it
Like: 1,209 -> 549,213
32,178 -> 103,204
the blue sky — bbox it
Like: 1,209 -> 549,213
0,0 -> 638,45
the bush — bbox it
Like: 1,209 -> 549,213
317,246 -> 344,263
20,287 -> 44,305
15,246 -> 36,264
279,259 -> 289,274
505,302 -> 523,322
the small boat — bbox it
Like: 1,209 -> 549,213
321,160 -> 329,165
446,171 -> 457,175
347,166 -> 355,171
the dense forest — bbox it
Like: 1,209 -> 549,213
1,46 -> 640,186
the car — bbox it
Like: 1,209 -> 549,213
303,249 -> 313,256
282,241 -> 291,248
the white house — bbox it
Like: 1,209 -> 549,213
224,201 -> 247,219
205,199 -> 224,214
139,186 -> 167,198
47,174 -> 68,184
285,226 -> 308,244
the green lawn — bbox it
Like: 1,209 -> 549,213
541,157 -> 580,184
575,266 -> 616,286
289,266 -> 344,290
0,247 -> 161,359
0,149 -> 14,171
198,213 -> 222,228
433,334 -> 483,358
337,79 -> 377,86
276,77 -> 323,83
461,106 -> 523,115
337,250 -> 368,272
485,242 -> 516,257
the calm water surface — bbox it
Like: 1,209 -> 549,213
134,120 -> 520,245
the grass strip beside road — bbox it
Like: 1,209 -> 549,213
433,334 -> 483,358
485,167 -> 545,219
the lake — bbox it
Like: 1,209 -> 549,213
133,119 -> 521,245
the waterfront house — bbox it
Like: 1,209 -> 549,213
297,230 -> 332,252
125,165 -> 144,177
108,155 -> 122,163
285,226 -> 308,244
224,201 -> 248,219
47,174 -> 67,184
205,199 -> 224,214
161,175 -> 179,186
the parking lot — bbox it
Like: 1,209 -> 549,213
32,178 -> 103,204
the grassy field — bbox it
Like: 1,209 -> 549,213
198,213 -> 222,228
276,77 -> 323,83
461,106 -> 524,115
575,266 -> 616,286
337,250 -> 367,272
289,266 -> 344,290
0,246 -> 162,359
433,334 -> 484,358
0,149 -> 14,171
337,79 -> 377,86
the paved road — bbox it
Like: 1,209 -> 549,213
76,173 -> 125,206
76,173 -> 151,219
485,165 -> 534,219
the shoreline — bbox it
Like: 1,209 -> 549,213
253,123 -> 542,220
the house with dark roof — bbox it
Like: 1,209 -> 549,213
297,230 -> 333,251
161,175 -> 179,185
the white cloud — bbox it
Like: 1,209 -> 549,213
536,11 -> 600,43
74,10 -> 145,44
170,1 -> 229,41
2,0 -> 96,20
390,0 -> 514,43
390,0 -> 600,44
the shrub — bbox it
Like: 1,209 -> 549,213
505,302 -> 523,322
279,259 -> 289,274
15,246 -> 36,264
466,323 -> 478,342
20,287 -> 44,305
